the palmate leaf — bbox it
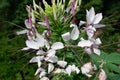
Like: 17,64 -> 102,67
106,53 -> 120,64
91,51 -> 120,74
107,73 -> 120,80
106,63 -> 120,74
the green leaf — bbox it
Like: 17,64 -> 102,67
106,53 -> 120,64
107,63 -> 120,74
107,73 -> 120,80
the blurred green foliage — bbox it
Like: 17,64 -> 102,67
0,0 -> 120,80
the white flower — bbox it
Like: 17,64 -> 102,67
81,62 -> 94,77
51,42 -> 64,50
78,38 -> 101,55
65,65 -> 80,76
98,69 -> 106,80
79,7 -> 105,28
57,61 -> 67,68
48,63 -> 54,74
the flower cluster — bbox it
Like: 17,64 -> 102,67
17,0 -> 106,80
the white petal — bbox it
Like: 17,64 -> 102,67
71,25 -> 79,40
75,67 -> 80,74
40,77 -> 49,80
65,65 -> 72,76
36,57 -> 42,67
16,30 -> 28,35
86,7 -> 95,24
61,32 -> 70,41
38,22 -> 46,26
35,68 -> 45,76
54,68 -> 65,74
36,50 -> 45,55
93,48 -> 101,55
45,56 -> 58,63
44,40 -> 50,50
26,40 -> 39,49
36,33 -> 45,47
57,61 -> 67,68
39,71 -> 46,78
93,24 -> 106,28
21,47 -> 30,50
78,40 -> 93,47
51,42 -> 64,50
79,21 -> 86,26
29,57 -> 37,63
47,49 -> 56,57
48,63 -> 54,74
93,13 -> 102,24
95,38 -> 102,45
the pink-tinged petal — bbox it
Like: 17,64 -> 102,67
93,48 -> 101,55
84,47 -> 92,54
98,69 -> 106,80
51,42 -> 64,50
93,13 -> 103,24
25,19 -> 31,29
71,24 -> 79,40
61,32 -> 70,41
48,63 -> 54,74
57,61 -> 67,68
93,24 -> 106,28
78,40 -> 93,47
86,7 -> 95,24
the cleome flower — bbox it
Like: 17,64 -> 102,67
98,69 -> 106,80
78,37 -> 102,55
79,7 -> 105,39
81,62 -> 95,77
